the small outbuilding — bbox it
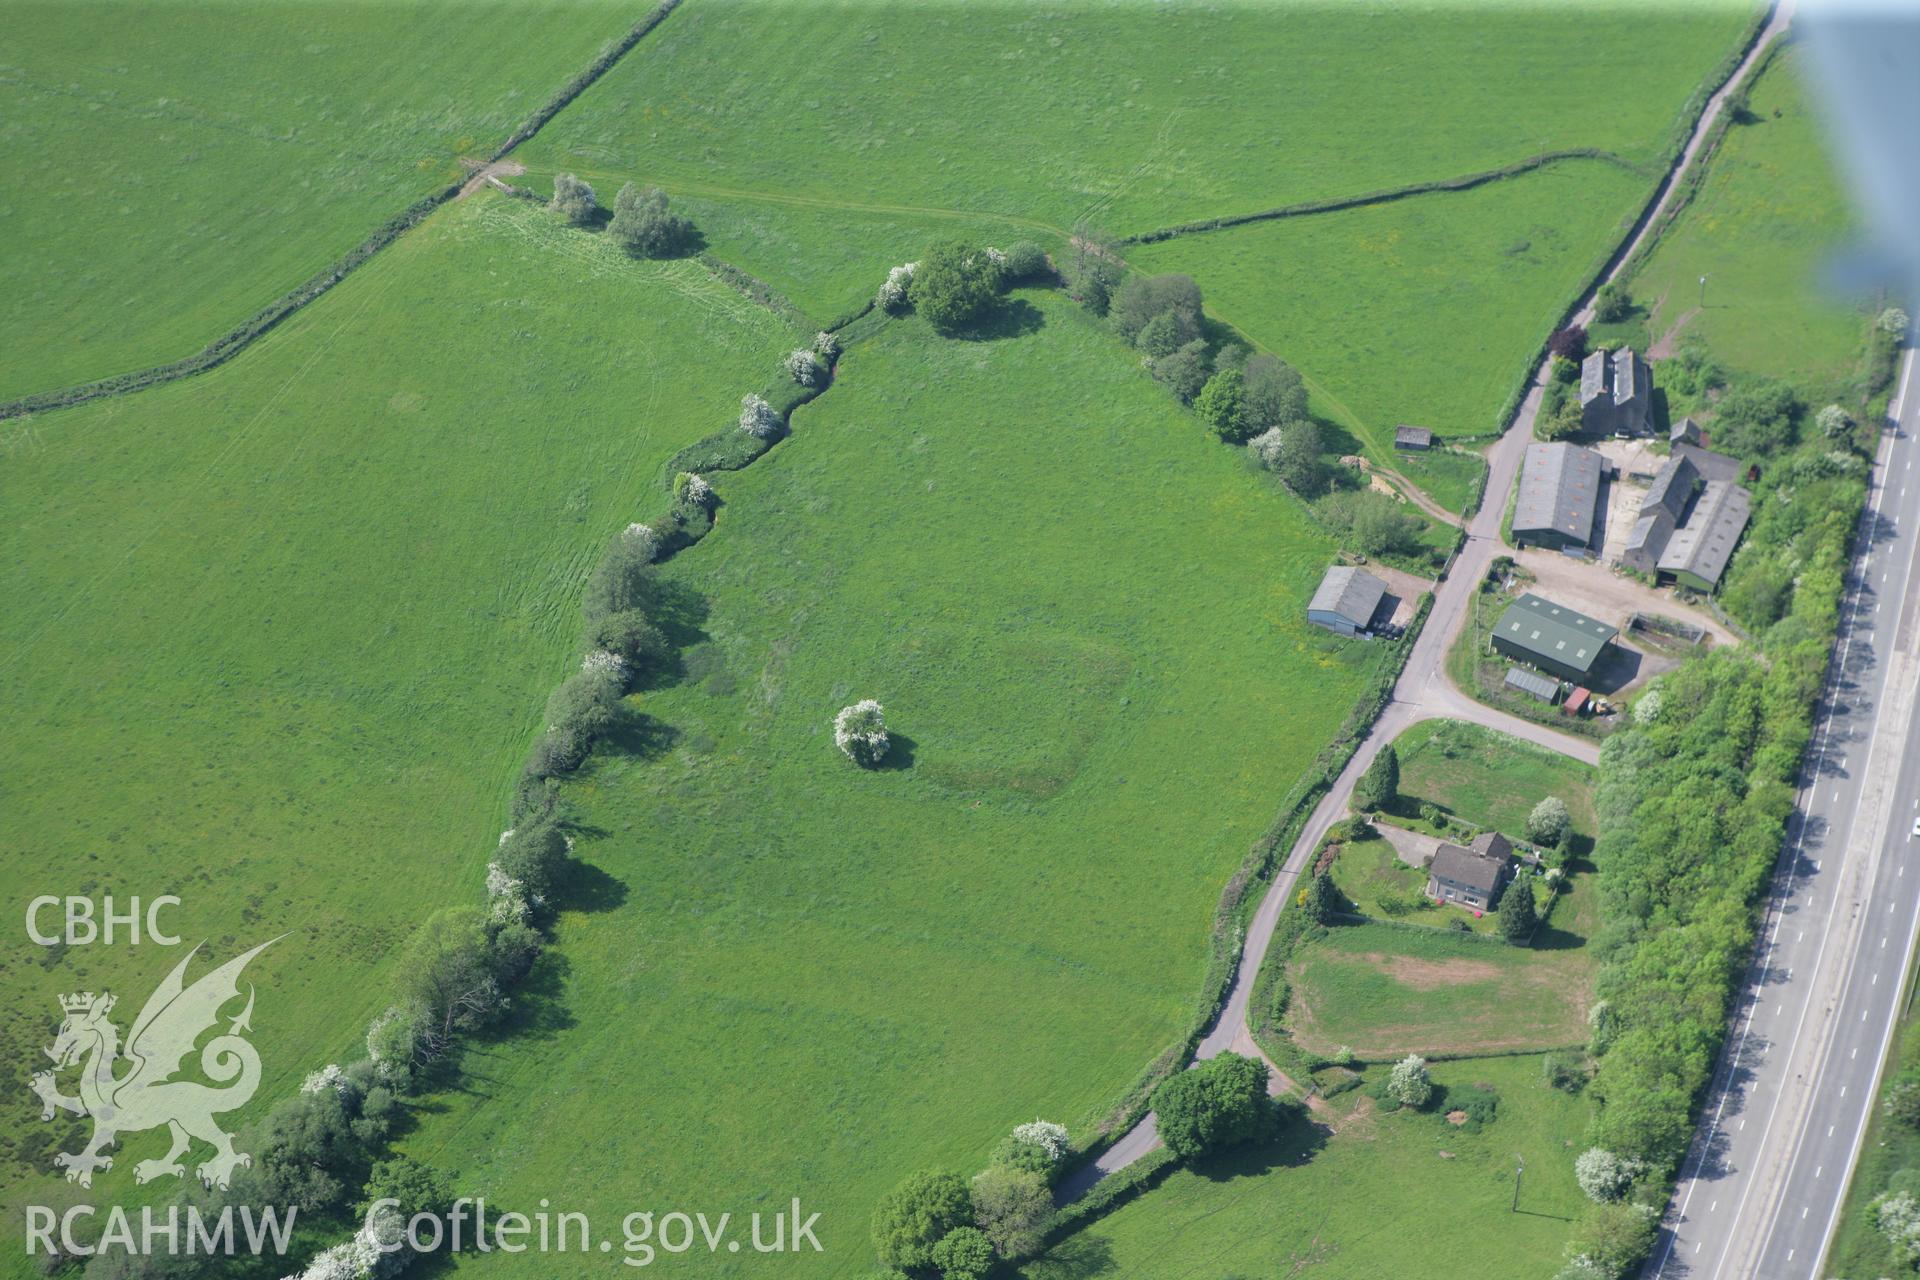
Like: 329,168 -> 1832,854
1503,666 -> 1561,704
1394,425 -> 1434,451
1426,831 -> 1516,911
1670,416 -> 1702,446
1491,592 -> 1618,684
1307,565 -> 1389,637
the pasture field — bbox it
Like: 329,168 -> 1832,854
523,0 -> 1755,248
392,290 -> 1387,1275
1129,160 -> 1652,456
1395,719 -> 1598,839
1285,922 -> 1591,1060
1592,49 -> 1869,387
1390,447 -> 1490,516
0,194 -> 794,1210
0,0 -> 640,400
1022,1053 -> 1589,1280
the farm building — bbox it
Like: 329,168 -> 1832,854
1579,347 -> 1653,436
1306,565 -> 1388,637
1426,831 -> 1515,911
1512,441 -> 1604,552
1670,416 -> 1702,446
1503,666 -> 1561,703
1657,481 -> 1752,591
1491,592 -> 1618,683
1618,451 -> 1752,589
1394,425 -> 1434,451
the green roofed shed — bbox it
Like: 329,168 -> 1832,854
1490,592 -> 1618,683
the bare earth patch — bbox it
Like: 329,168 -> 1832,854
1368,951 -> 1504,989
1445,1110 -> 1469,1126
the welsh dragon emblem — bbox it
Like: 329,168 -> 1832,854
31,940 -> 276,1190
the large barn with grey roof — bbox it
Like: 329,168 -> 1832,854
1491,592 -> 1618,683
1512,441 -> 1604,552
1619,446 -> 1753,591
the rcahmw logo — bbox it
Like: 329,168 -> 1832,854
32,939 -> 277,1190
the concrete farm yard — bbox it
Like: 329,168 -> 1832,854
1,5 -> 1897,1280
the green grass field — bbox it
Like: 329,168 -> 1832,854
1827,993 -> 1920,1277
388,289 -> 1387,1275
525,0 -> 1753,248
1023,1053 -> 1589,1280
0,0 -> 642,399
0,194 -> 795,1213
1595,48 -> 1869,387
1286,922 -> 1590,1060
1130,160 -> 1652,456
1395,719 -> 1598,839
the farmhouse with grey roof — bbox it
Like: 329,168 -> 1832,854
1306,565 -> 1388,637
1617,449 -> 1752,589
1512,441 -> 1604,552
1426,831 -> 1515,911
1580,347 -> 1653,436
1491,592 -> 1618,683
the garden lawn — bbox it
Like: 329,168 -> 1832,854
0,0 -> 638,399
393,290 -> 1386,1276
1606,49 -> 1868,387
1395,719 -> 1598,839
1023,1054 -> 1589,1280
1286,922 -> 1591,1060
1129,160 -> 1653,458
0,194 -> 794,1216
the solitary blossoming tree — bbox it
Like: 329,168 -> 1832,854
786,348 -> 824,386
834,699 -> 890,767
1386,1054 -> 1432,1108
878,262 -> 916,311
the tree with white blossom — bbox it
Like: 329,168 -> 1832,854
1876,1189 -> 1920,1264
739,393 -> 783,440
301,1064 -> 350,1097
1574,1147 -> 1643,1203
786,348 -> 824,386
1632,688 -> 1663,726
834,699 -> 890,767
1881,307 -> 1911,336
1386,1054 -> 1432,1108
1011,1119 -> 1069,1162
878,262 -> 916,311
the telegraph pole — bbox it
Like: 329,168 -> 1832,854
1699,273 -> 1709,309
1512,1154 -> 1525,1212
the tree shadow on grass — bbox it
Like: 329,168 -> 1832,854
1190,1113 -> 1332,1184
551,856 -> 629,915
1025,1233 -> 1118,1280
872,731 -> 918,771
604,712 -> 679,761
955,298 -> 1045,342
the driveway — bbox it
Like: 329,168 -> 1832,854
1375,822 -> 1443,870
1510,545 -> 1732,664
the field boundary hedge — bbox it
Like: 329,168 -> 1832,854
1116,149 -> 1643,246
0,0 -> 686,422
1484,13 -> 1780,439
1075,593 -> 1435,1160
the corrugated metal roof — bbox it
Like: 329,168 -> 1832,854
1658,480 -> 1753,586
1513,442 -> 1602,543
1503,666 -> 1560,701
1495,592 -> 1618,675
1308,565 -> 1387,627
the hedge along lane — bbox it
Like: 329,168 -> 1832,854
0,0 -> 686,421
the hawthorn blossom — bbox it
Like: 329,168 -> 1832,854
622,523 -> 659,562
582,648 -> 629,680
1249,426 -> 1287,470
679,472 -> 715,506
739,393 -> 783,440
300,1064 -> 349,1096
877,262 -> 916,311
786,348 -> 824,386
811,330 -> 841,360
834,699 -> 889,767
1011,1119 -> 1069,1162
